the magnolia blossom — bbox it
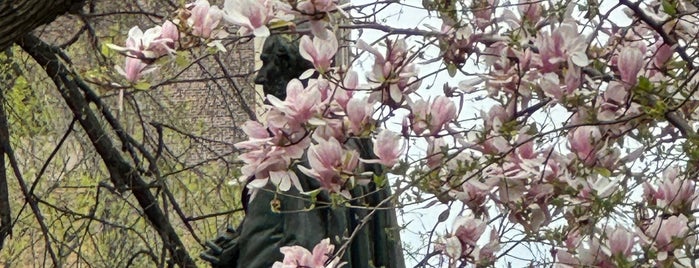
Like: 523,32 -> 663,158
332,71 -> 358,110
299,137 -> 359,196
158,20 -> 179,53
272,238 -> 343,268
607,227 -> 634,258
652,41 -> 673,68
300,34 -> 338,73
643,167 -> 698,211
108,25 -> 176,59
359,39 -> 420,107
362,129 -> 403,168
425,137 -> 445,169
442,214 -> 487,259
535,20 -> 589,72
108,21 -> 181,82
223,0 -> 274,37
267,79 -> 323,125
643,215 -> 690,259
345,97 -> 373,135
115,57 -> 150,83
234,121 -> 310,198
539,72 -> 563,100
617,46 -> 644,85
409,96 -> 457,136
187,0 -> 223,39
296,0 -> 339,14
568,126 -> 602,165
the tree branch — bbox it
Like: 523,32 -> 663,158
0,0 -> 86,51
17,34 -> 197,267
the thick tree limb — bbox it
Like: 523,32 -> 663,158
0,0 -> 86,51
17,34 -> 197,268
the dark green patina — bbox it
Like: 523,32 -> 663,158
202,34 -> 405,268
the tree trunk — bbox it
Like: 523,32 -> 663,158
0,0 -> 85,51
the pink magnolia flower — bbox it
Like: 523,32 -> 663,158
267,79 -> 322,125
643,215 -> 689,254
472,0 -> 495,30
359,39 -> 420,107
332,71 -> 357,110
443,215 -> 487,259
652,41 -> 673,68
535,20 -> 589,72
617,46 -> 644,85
482,104 -> 509,132
644,167 -> 697,211
188,0 -> 223,39
157,20 -> 179,53
223,0 -> 273,37
345,97 -> 373,135
116,57 -> 150,83
299,137 -> 359,196
425,137 -> 445,169
568,126 -> 602,165
409,96 -> 457,136
234,121 -> 310,198
539,72 -> 563,100
608,227 -> 634,257
518,0 -> 542,23
362,129 -> 404,168
108,25 -> 172,59
272,238 -> 343,268
598,81 -> 630,121
300,34 -> 338,73
297,0 -> 339,14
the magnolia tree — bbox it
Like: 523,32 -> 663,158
111,0 -> 699,266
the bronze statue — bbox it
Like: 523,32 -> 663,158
202,34 -> 405,268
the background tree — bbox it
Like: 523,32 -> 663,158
0,0 -> 251,267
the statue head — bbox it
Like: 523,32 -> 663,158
254,34 -> 314,101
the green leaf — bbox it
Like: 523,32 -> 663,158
662,0 -> 676,16
636,76 -> 652,92
373,174 -> 387,188
133,81 -> 150,90
175,53 -> 189,67
594,167 -> 612,177
447,62 -> 457,77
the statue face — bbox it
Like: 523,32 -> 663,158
254,35 -> 314,101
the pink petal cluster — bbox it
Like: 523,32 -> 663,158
234,120 -> 309,199
296,0 -> 340,14
442,214 -> 488,259
568,126 -> 602,166
643,167 -> 698,212
300,34 -> 338,73
267,79 -> 324,126
223,0 -> 276,37
187,0 -> 223,39
345,97 -> 373,135
117,57 -> 150,83
535,20 -> 589,73
299,137 -> 359,197
361,129 -> 403,168
109,21 -> 180,83
617,45 -> 644,85
272,238 -> 343,268
642,215 -> 690,256
608,227 -> 635,258
359,39 -> 420,107
409,96 -> 457,136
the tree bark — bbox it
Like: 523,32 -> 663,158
0,0 -> 85,51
